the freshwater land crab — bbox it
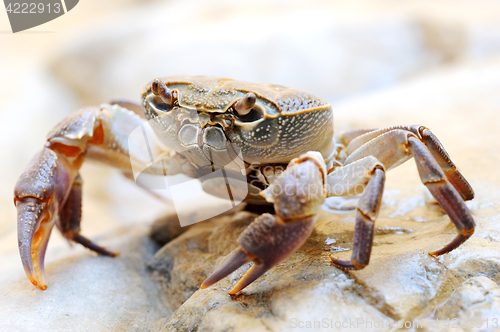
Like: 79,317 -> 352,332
15,76 -> 475,293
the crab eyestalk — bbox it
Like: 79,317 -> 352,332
234,92 -> 256,116
151,78 -> 178,106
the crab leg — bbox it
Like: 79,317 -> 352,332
325,156 -> 387,269
15,104 -> 179,289
330,166 -> 385,270
339,128 -> 378,146
56,175 -> 117,256
342,125 -> 474,201
201,152 -> 326,294
340,129 -> 475,259
407,136 -> 475,255
410,126 -> 474,201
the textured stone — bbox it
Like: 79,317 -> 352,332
415,277 -> 500,331
0,225 -> 170,332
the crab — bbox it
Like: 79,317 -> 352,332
14,76 -> 475,293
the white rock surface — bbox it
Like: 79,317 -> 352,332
0,225 -> 170,332
415,277 -> 500,331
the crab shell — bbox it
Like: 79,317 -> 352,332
140,76 -> 335,169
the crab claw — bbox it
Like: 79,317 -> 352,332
16,198 -> 56,290
201,152 -> 326,294
201,214 -> 316,294
15,147 -> 78,289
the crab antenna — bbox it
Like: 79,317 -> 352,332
234,92 -> 256,116
151,78 -> 177,105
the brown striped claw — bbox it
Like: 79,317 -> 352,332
201,152 -> 327,294
15,148 -> 78,290
14,105 -> 151,289
16,197 -> 53,290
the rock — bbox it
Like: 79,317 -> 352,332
0,225 -> 170,332
149,212 -> 186,246
415,277 -> 500,331
151,210 -> 396,332
148,211 -> 254,311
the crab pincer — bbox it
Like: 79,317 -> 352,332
14,147 -> 80,289
14,106 -> 148,289
201,152 -> 327,294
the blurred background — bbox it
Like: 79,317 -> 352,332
1,0 -> 500,329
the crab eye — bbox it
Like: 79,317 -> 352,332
151,78 -> 178,106
234,93 -> 256,116
233,93 -> 264,122
147,79 -> 179,114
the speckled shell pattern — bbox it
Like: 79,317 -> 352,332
141,76 -> 334,165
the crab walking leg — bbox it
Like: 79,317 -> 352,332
408,125 -> 474,201
201,152 -> 327,294
407,136 -> 475,255
109,100 -> 145,119
345,129 -> 475,256
326,156 -> 384,196
330,167 -> 385,270
14,104 -> 179,289
339,128 -> 378,147
56,175 -> 117,256
342,125 -> 474,201
325,156 -> 386,270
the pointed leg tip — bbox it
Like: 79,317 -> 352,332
330,256 -> 365,271
330,256 -> 347,265
200,280 -> 212,289
98,248 -> 119,257
429,247 -> 450,257
40,284 -> 47,290
30,279 -> 38,287
228,288 -> 239,295
201,248 -> 250,290
229,263 -> 270,295
228,280 -> 247,295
